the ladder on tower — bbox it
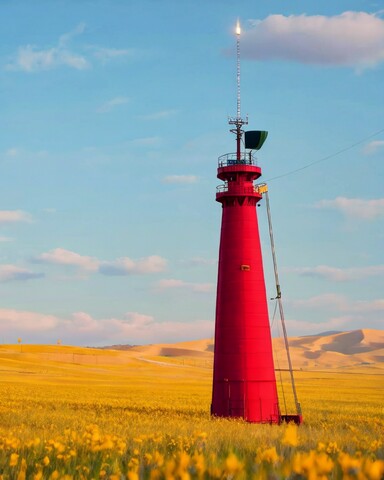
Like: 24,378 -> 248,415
257,183 -> 303,425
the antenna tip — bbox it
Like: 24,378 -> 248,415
236,19 -> 241,36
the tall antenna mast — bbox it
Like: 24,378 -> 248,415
229,19 -> 248,160
236,18 -> 241,120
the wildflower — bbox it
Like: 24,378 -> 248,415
292,450 -> 315,476
149,470 -> 161,480
257,446 -> 279,464
326,442 -> 339,454
338,452 -> 362,478
192,452 -> 205,475
17,458 -> 27,480
282,423 -> 298,447
364,459 -> 384,480
370,440 -> 382,452
42,456 -> 50,466
9,453 -> 19,467
176,452 -> 191,479
154,451 -> 164,467
225,452 -> 244,476
17,471 -> 26,480
164,458 -> 177,479
315,452 -> 334,475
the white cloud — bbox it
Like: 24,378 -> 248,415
0,210 -> 31,224
0,265 -> 44,282
2,148 -> 48,162
6,25 -> 136,73
352,299 -> 384,312
289,264 -> 384,281
362,140 -> 384,155
35,248 -> 99,272
58,23 -> 86,46
6,23 -> 89,72
99,255 -> 167,275
0,308 -> 214,345
0,309 -> 59,333
192,283 -> 215,293
290,293 -> 384,314
35,248 -> 167,276
162,175 -> 198,184
7,44 -> 88,72
291,293 -> 349,310
157,278 -> 214,293
157,279 -> 186,289
5,147 -> 21,158
140,110 -> 178,120
315,196 -> 384,220
181,257 -> 217,267
284,294 -> 384,336
91,47 -> 135,63
285,311 -> 384,336
97,96 -> 130,113
242,12 -> 384,68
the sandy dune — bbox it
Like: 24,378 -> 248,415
276,329 -> 384,370
1,329 -> 382,372
126,329 -> 384,371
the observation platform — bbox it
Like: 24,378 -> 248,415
216,152 -> 263,202
217,152 -> 262,181
216,183 -> 263,201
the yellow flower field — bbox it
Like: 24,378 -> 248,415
0,344 -> 383,479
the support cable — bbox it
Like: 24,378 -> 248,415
266,127 -> 384,183
264,187 -> 302,416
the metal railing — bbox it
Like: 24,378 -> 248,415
218,152 -> 257,167
216,183 -> 262,195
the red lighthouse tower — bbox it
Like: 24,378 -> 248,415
211,21 -> 280,423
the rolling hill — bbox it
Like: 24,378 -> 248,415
0,329 -> 382,374
105,329 -> 384,372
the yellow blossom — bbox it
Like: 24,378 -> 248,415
257,446 -> 279,464
338,452 -> 362,477
9,453 -> 19,467
128,472 -> 139,480
364,459 -> 384,480
326,442 -> 339,454
16,458 -> 27,480
282,423 -> 298,447
225,452 -> 243,475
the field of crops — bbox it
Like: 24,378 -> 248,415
0,344 -> 383,479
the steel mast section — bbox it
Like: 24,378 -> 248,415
229,19 -> 248,161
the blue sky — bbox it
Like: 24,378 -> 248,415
0,0 -> 383,345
